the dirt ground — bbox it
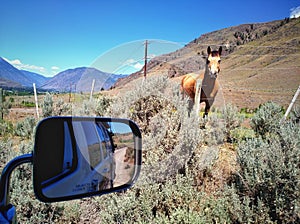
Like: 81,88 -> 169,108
5,108 -> 38,123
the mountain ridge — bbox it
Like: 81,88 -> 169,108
0,58 -> 123,92
113,18 -> 294,88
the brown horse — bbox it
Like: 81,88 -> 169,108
181,46 -> 222,117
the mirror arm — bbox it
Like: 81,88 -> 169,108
0,153 -> 33,208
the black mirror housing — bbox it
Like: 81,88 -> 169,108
33,117 -> 142,202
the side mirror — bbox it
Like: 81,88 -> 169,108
33,117 -> 142,202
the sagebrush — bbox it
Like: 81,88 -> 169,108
0,76 -> 299,223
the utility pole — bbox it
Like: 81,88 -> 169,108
143,40 -> 148,79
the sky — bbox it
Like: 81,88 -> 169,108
1,0 -> 299,77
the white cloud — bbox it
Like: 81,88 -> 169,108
24,64 -> 46,72
112,58 -> 145,74
51,66 -> 60,70
124,59 -> 144,70
133,62 -> 144,70
125,59 -> 136,64
6,58 -> 22,65
290,6 -> 300,18
3,57 -> 46,74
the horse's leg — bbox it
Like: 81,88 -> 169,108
200,89 -> 209,118
203,101 -> 210,118
204,98 -> 215,118
188,98 -> 195,114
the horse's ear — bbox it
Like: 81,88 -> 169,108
218,46 -> 222,55
207,46 -> 211,55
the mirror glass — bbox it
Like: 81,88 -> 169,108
33,117 -> 142,202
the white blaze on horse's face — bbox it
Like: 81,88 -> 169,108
206,46 -> 222,79
207,54 -> 221,79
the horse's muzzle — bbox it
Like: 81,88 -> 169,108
209,72 -> 218,79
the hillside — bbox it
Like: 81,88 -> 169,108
0,78 -> 22,88
21,70 -> 50,87
113,18 -> 300,109
220,18 -> 300,109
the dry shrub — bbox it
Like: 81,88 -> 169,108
191,144 -> 237,194
2,75 -> 298,223
231,102 -> 300,223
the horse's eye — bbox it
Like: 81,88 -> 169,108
218,60 -> 221,63
206,59 -> 210,64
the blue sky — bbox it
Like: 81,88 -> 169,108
1,0 -> 299,77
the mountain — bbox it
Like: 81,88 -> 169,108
20,70 -> 50,87
0,57 -> 48,88
41,67 -> 121,92
0,57 -> 29,88
112,17 -> 300,109
0,57 -> 122,92
114,19 -> 294,86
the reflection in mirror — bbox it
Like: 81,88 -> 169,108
33,117 -> 142,202
109,122 -> 136,187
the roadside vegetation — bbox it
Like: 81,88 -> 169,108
0,76 -> 299,223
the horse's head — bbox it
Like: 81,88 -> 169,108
206,46 -> 222,79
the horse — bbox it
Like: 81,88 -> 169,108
181,46 -> 222,117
